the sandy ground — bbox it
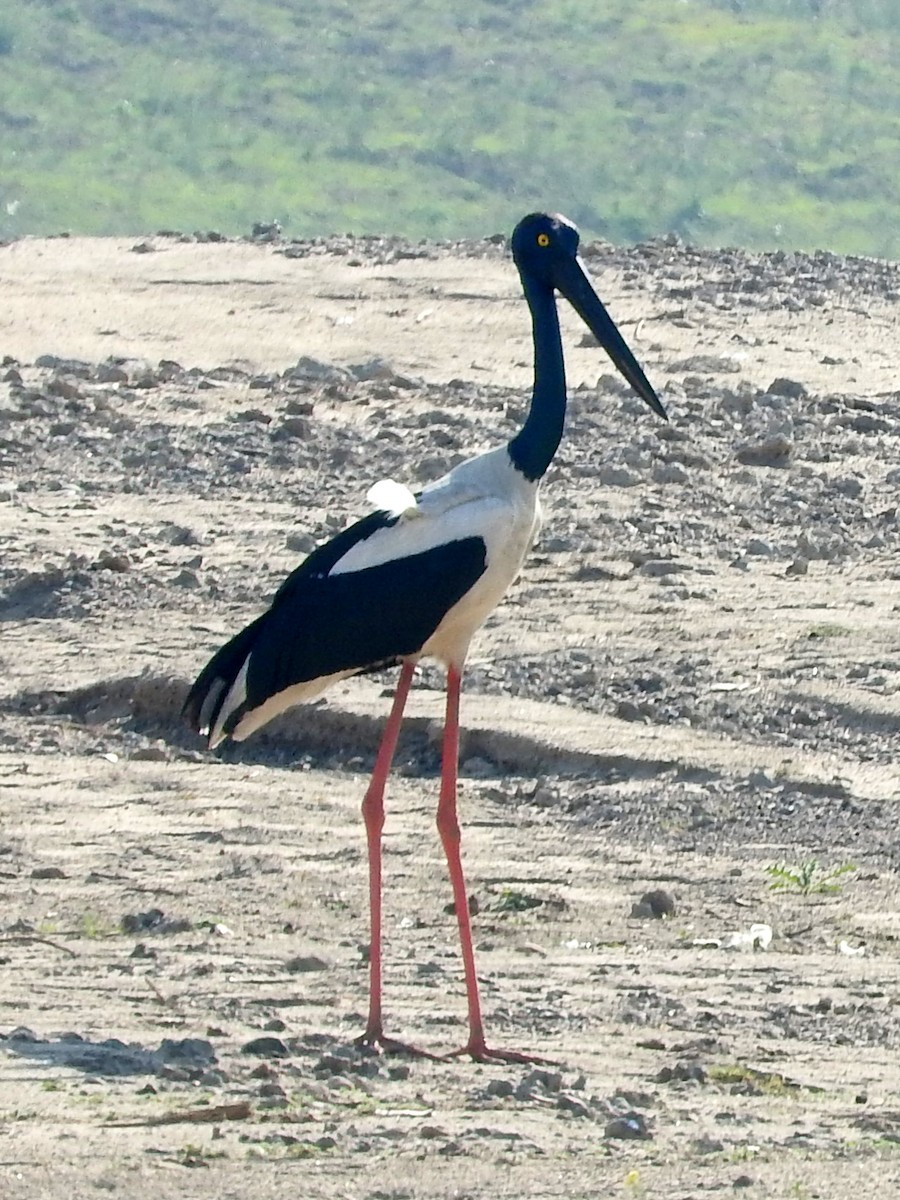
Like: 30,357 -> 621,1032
1,228 -> 900,1198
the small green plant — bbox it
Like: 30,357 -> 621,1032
765,859 -> 856,896
623,1169 -> 645,1196
494,888 -> 543,913
79,911 -> 116,938
176,1142 -> 226,1167
709,1063 -> 797,1096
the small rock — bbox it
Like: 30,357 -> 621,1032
515,1069 -> 562,1099
158,1037 -> 216,1067
349,357 -> 395,381
95,362 -> 129,384
34,355 -> 90,373
93,552 -> 130,572
30,865 -> 66,880
631,889 -> 676,919
233,408 -> 272,424
199,1069 -> 228,1087
287,357 -> 352,384
129,746 -> 169,762
604,1112 -> 651,1140
159,524 -> 199,546
241,1036 -> 290,1058
735,435 -> 792,468
556,1093 -> 592,1118
129,943 -> 156,959
121,909 -> 191,935
785,557 -> 808,577
656,1061 -> 707,1084
6,1026 -> 39,1042
419,1125 -> 448,1141
652,462 -> 689,485
251,221 -> 282,242
615,700 -> 648,723
844,412 -> 888,435
598,463 -> 643,488
832,475 -> 863,498
46,376 -> 83,399
693,1134 -> 725,1154
285,531 -> 316,555
274,416 -> 311,440
284,398 -> 314,415
766,377 -> 808,399
171,569 -> 200,589
248,1062 -> 277,1079
443,893 -> 479,916
157,1064 -> 193,1082
285,954 -> 329,973
134,370 -> 163,389
638,559 -> 685,577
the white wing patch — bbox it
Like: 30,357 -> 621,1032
331,448 -> 539,579
366,478 -> 419,517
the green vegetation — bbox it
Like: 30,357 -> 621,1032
494,887 -> 544,912
0,0 -> 898,253
806,623 -> 852,639
709,1062 -> 805,1095
765,859 -> 857,895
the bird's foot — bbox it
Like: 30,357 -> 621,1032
354,1027 -> 440,1060
444,1036 -> 556,1066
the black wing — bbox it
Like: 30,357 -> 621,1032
183,512 -> 487,743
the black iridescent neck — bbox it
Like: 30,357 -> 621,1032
507,275 -> 566,482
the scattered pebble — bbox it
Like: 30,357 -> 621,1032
735,434 -> 793,467
285,954 -> 329,973
631,889 -> 676,919
241,1036 -> 290,1058
605,1112 -> 652,1140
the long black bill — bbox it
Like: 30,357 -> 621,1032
555,257 -> 667,421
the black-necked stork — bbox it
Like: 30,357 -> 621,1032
183,212 -> 667,1062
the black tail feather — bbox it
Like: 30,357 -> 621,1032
182,615 -> 266,741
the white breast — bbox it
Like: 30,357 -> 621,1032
334,446 -> 541,668
420,449 -> 542,666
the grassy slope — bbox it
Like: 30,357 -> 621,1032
0,0 -> 898,254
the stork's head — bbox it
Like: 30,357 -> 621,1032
510,211 -> 667,422
511,212 -> 581,285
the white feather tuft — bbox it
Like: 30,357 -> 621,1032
366,478 -> 419,517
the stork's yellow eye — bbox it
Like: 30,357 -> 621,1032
536,233 -> 550,247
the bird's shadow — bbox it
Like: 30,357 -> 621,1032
8,672 -> 677,784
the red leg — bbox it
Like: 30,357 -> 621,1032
437,665 -> 550,1064
355,661 -> 435,1058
